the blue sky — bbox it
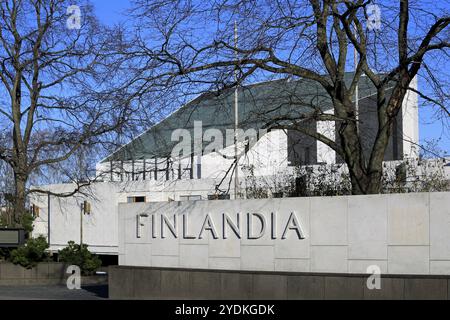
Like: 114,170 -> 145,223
93,0 -> 130,24
92,0 -> 449,156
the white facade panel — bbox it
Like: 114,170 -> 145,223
118,192 -> 450,275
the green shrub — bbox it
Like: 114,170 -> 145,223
0,248 -> 11,261
0,207 -> 34,232
19,212 -> 35,234
58,241 -> 102,275
10,236 -> 50,269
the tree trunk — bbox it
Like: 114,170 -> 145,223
13,173 -> 27,227
335,99 -> 379,195
334,89 -> 395,196
348,166 -> 383,195
366,173 -> 383,194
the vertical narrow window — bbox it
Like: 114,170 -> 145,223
190,153 -> 194,179
166,157 -> 170,180
305,147 -> 310,165
143,159 -> 146,181
196,155 -> 202,179
120,161 -> 124,182
393,118 -> 398,160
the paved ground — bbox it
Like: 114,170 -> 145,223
0,285 -> 108,300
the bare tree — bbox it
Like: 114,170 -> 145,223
125,0 -> 450,194
0,0 -> 137,226
0,158 -> 13,191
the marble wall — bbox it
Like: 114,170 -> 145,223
119,192 -> 450,275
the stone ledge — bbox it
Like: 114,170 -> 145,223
0,262 -> 107,286
109,265 -> 450,300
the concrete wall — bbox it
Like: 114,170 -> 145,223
0,262 -> 108,286
109,265 -> 450,300
0,262 -> 66,285
119,192 -> 450,276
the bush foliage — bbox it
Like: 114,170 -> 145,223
58,241 -> 102,275
0,208 -> 34,233
9,236 -> 50,269
242,157 -> 449,199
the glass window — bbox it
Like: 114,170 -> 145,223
127,196 -> 146,203
179,195 -> 202,201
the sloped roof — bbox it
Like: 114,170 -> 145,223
103,75 -> 379,162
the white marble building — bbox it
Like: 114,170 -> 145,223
30,77 -> 448,256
